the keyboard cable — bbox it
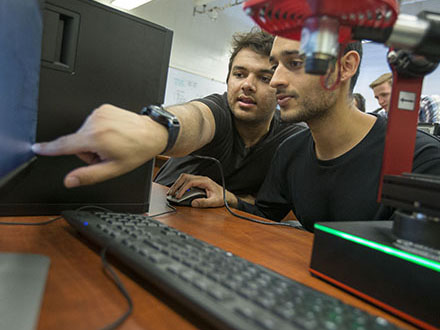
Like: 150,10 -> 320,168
0,155 -> 299,330
0,203 -> 176,330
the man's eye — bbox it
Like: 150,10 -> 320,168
261,76 -> 272,83
233,72 -> 244,78
289,60 -> 303,69
270,64 -> 278,72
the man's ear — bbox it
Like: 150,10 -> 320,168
340,50 -> 360,83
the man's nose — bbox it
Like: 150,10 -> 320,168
270,66 -> 288,89
242,77 -> 256,92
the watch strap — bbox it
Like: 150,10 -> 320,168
140,105 -> 180,153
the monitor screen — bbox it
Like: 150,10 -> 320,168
0,0 -> 42,187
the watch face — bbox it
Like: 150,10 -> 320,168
140,105 -> 180,153
142,105 -> 179,127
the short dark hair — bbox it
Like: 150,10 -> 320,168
226,29 -> 274,83
353,93 -> 366,112
343,41 -> 363,94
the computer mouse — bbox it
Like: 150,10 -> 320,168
166,187 -> 207,206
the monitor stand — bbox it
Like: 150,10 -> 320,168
0,253 -> 50,330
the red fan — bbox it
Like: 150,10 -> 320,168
243,0 -> 398,42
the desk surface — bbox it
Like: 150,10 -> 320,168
0,183 -> 414,330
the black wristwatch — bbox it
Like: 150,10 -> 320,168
140,105 -> 180,153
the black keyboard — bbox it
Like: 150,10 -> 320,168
62,210 -> 402,330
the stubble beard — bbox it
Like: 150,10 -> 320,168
281,89 -> 337,123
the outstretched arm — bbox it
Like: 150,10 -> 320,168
32,102 -> 216,188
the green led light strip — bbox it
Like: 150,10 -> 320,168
314,223 -> 440,273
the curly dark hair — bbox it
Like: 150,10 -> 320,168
226,28 -> 274,83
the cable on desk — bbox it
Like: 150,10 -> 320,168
76,205 -> 113,212
99,247 -> 133,330
0,203 -> 171,329
148,203 -> 177,218
0,203 -> 176,226
193,155 -> 305,230
0,206 -> 112,226
0,215 -> 63,226
0,206 -> 115,226
70,205 -> 174,329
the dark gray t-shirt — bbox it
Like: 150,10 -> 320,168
154,92 -> 305,196
238,115 -> 440,231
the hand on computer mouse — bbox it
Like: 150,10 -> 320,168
166,187 -> 207,206
168,173 -> 238,208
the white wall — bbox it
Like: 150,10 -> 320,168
164,66 -> 226,106
94,0 -> 440,110
94,0 -> 255,82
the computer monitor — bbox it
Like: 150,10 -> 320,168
0,0 -> 42,188
0,0 -> 173,215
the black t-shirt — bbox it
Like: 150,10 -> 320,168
154,93 -> 305,196
238,115 -> 440,231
